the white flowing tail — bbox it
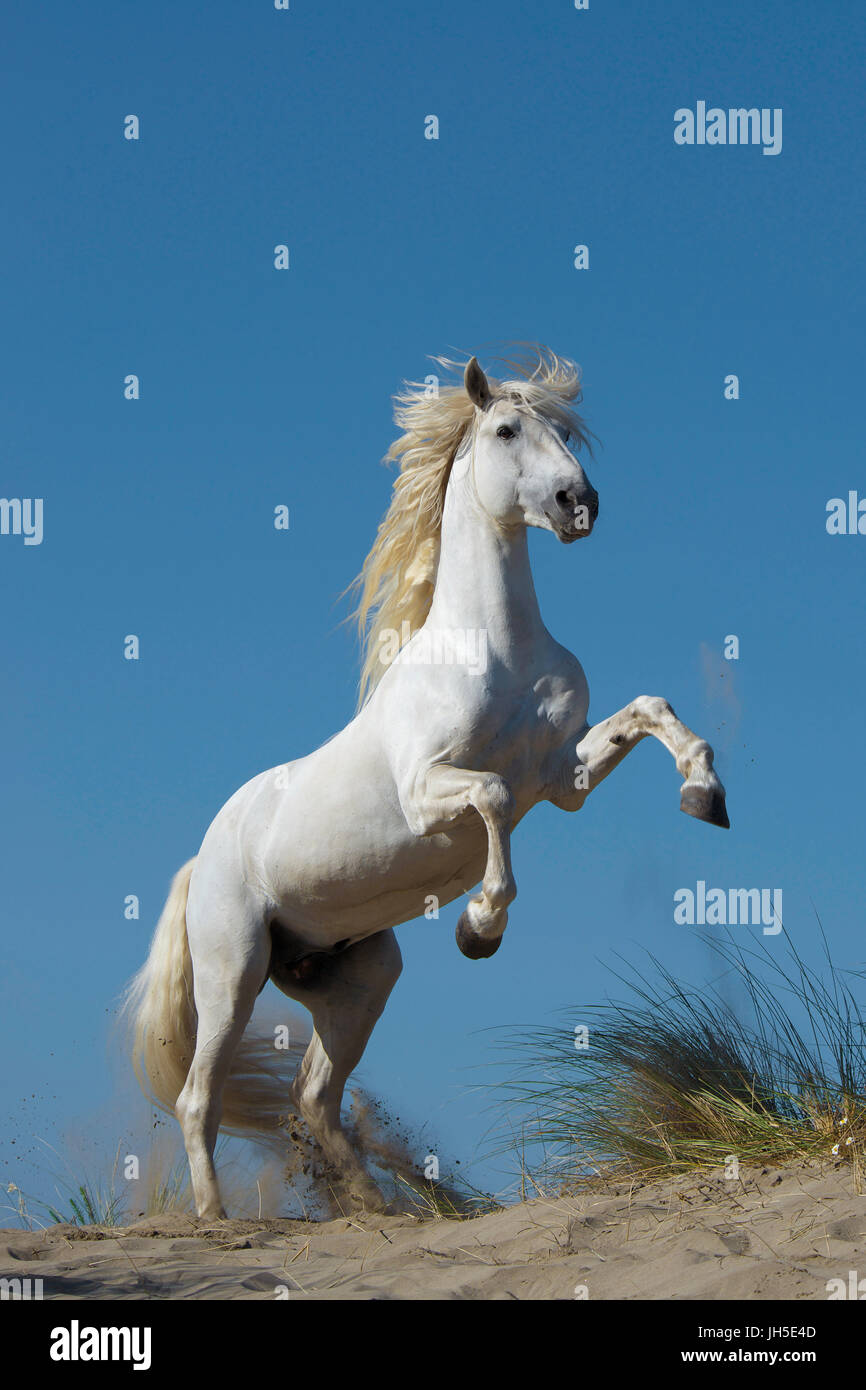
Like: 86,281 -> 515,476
123,858 -> 307,1140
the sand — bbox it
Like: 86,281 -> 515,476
2,1160 -> 862,1300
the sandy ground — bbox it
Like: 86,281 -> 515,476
2,1160 -> 863,1300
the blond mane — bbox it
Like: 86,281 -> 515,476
351,345 -> 593,708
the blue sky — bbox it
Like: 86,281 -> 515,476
2,0 -> 864,1212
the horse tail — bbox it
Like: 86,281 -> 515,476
123,859 -> 198,1114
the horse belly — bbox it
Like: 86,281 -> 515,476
248,752 -> 489,943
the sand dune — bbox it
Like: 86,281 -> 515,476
2,1160 -> 862,1300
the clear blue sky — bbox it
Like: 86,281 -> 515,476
2,0 -> 864,1211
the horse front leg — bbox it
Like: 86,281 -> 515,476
405,765 -> 516,960
555,695 -> 729,828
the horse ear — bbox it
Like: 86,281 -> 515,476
464,357 -> 492,410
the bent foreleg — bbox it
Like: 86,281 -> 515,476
554,696 -> 729,828
403,764 -> 516,960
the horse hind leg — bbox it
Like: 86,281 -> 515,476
272,928 -> 403,1213
176,911 -> 271,1220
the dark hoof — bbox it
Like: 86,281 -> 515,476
680,784 -> 730,829
455,916 -> 502,959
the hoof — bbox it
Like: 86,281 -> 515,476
680,783 -> 730,829
456,914 -> 502,959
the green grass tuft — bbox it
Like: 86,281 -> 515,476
488,923 -> 866,1190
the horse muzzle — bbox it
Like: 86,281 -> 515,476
551,487 -> 598,541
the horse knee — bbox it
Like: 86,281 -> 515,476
631,695 -> 675,726
477,773 -> 514,824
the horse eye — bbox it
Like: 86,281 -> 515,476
496,425 -> 515,440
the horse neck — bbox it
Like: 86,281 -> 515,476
426,464 -> 545,656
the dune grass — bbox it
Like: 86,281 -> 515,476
385,1170 -> 501,1220
5,1140 -> 127,1229
489,924 -> 866,1190
3,1132 -> 224,1230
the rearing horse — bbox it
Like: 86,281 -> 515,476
125,348 -> 729,1218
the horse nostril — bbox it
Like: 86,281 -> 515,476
555,490 -> 572,512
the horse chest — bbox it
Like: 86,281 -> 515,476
449,671 -> 587,792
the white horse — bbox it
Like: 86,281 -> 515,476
125,347 -> 728,1219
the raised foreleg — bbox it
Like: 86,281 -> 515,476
402,764 -> 516,959
551,695 -> 729,827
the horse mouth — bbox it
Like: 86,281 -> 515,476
548,511 -> 595,542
